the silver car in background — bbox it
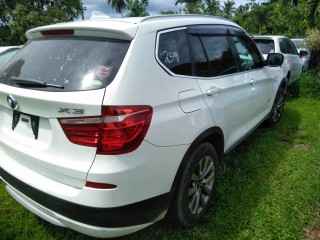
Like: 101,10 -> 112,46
291,38 -> 310,71
253,36 -> 302,86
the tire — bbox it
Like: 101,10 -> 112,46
266,86 -> 285,126
168,142 -> 218,227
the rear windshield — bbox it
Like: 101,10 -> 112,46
0,37 -> 130,91
253,39 -> 275,55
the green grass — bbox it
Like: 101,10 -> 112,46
1,71 -> 320,240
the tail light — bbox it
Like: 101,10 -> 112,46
41,29 -> 74,36
58,106 -> 153,155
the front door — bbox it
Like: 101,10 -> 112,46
231,35 -> 276,132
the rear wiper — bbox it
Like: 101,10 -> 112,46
10,77 -> 64,89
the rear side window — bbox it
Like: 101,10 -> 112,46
0,37 -> 130,91
157,29 -> 192,76
253,39 -> 275,54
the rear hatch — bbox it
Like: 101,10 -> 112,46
0,23 -> 132,188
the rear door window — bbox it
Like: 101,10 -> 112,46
189,34 -> 237,77
200,35 -> 237,77
0,37 -> 130,91
189,35 -> 212,77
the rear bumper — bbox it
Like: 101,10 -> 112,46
0,167 -> 171,237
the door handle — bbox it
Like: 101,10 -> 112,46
206,86 -> 221,96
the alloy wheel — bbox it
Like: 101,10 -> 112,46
188,156 -> 215,215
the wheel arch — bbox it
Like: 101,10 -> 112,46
285,70 -> 291,85
169,126 -> 224,193
280,77 -> 287,92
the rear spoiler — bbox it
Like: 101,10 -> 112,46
26,20 -> 138,41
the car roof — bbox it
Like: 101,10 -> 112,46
26,15 -> 244,41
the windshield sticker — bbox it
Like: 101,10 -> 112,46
96,65 -> 113,80
90,79 -> 103,88
161,51 -> 180,65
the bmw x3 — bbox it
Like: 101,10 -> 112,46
0,15 -> 285,238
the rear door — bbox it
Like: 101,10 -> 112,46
188,26 -> 251,151
0,35 -> 130,188
279,37 -> 301,83
284,38 -> 302,82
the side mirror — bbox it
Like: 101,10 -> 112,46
266,53 -> 284,67
299,50 -> 308,58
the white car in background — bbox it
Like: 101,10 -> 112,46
253,36 -> 302,86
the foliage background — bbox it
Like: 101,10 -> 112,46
0,0 -> 83,44
1,0 -> 319,46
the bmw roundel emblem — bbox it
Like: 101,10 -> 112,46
7,95 -> 19,110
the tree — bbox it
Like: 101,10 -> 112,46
305,29 -> 320,71
306,0 -> 320,71
0,0 -> 83,45
279,1 -> 307,36
245,3 -> 274,34
233,0 -> 307,37
175,0 -> 192,4
202,0 -> 220,15
107,0 -> 127,14
125,0 -> 149,17
307,0 -> 320,28
175,0 -> 203,14
160,9 -> 181,14
221,0 -> 236,18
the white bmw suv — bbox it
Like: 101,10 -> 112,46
0,15 -> 285,238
